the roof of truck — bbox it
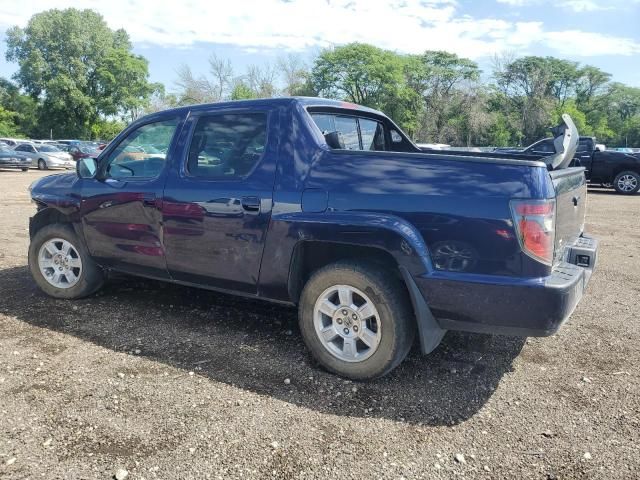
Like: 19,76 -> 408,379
153,97 -> 384,118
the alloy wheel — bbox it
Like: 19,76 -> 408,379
313,284 -> 381,362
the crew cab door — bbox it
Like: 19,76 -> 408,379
574,138 -> 594,177
162,107 -> 277,293
80,115 -> 184,278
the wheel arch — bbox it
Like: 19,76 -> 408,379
29,207 -> 81,240
272,212 -> 444,355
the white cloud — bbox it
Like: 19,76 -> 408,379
544,30 -> 640,56
0,0 -> 638,59
496,0 -> 638,11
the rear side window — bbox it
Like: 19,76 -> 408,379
310,113 -> 386,151
187,113 -> 267,179
577,139 -> 591,153
334,116 -> 360,150
311,114 -> 334,134
359,118 -> 385,151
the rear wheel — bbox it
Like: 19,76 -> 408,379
21,168 -> 28,172
613,171 -> 640,195
299,260 -> 415,380
28,224 -> 105,299
37,159 -> 47,170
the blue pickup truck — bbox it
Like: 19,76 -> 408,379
27,98 -> 597,379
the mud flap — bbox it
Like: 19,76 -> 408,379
400,267 -> 446,354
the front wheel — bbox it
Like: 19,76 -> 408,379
613,171 -> 640,195
37,159 -> 47,170
28,224 -> 105,299
299,261 -> 415,380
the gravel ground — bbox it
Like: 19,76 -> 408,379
0,169 -> 638,480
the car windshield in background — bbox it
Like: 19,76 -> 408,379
0,146 -> 12,153
38,145 -> 62,152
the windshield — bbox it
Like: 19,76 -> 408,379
38,145 -> 62,152
0,146 -> 12,153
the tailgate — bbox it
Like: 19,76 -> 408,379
550,166 -> 587,264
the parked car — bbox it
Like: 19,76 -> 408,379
68,144 -> 101,162
494,136 -> 640,194
570,137 -> 640,194
14,143 -> 75,170
0,145 -> 32,171
0,138 -> 27,148
27,98 -> 598,379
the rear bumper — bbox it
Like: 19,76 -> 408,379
46,157 -> 75,168
416,234 -> 598,337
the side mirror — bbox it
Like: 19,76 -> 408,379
77,157 -> 98,179
324,131 -> 345,150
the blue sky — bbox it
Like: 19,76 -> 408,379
1,0 -> 639,90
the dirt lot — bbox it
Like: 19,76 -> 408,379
0,169 -> 638,479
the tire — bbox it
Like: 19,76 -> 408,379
37,159 -> 47,170
28,224 -> 105,299
21,168 -> 28,172
613,171 -> 640,195
298,260 -> 415,380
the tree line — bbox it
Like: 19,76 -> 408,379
2,8 -> 639,147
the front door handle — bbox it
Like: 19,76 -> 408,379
241,196 -> 261,212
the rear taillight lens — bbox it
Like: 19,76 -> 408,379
510,199 -> 556,265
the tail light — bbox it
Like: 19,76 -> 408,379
510,199 -> 556,265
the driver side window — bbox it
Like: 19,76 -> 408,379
104,118 -> 179,179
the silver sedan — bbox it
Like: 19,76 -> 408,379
13,143 -> 75,170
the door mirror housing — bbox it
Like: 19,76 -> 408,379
77,157 -> 98,179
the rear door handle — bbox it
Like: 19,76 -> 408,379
142,193 -> 156,207
241,196 -> 261,212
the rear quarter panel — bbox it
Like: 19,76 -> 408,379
303,151 -> 554,278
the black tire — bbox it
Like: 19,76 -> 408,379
21,168 -> 28,172
28,224 -> 105,299
298,260 -> 415,380
613,171 -> 640,195
37,159 -> 47,170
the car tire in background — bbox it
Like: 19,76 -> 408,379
37,159 -> 47,170
28,224 -> 105,299
21,168 -> 28,172
613,171 -> 640,195
298,260 -> 415,380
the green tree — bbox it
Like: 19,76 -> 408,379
0,77 -> 37,136
90,118 -> 126,141
406,51 -> 480,142
0,106 -> 22,136
5,8 -> 156,138
310,43 -> 418,133
230,81 -> 256,100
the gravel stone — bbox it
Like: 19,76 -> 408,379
114,469 -> 129,480
0,172 -> 638,479
454,453 -> 466,464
